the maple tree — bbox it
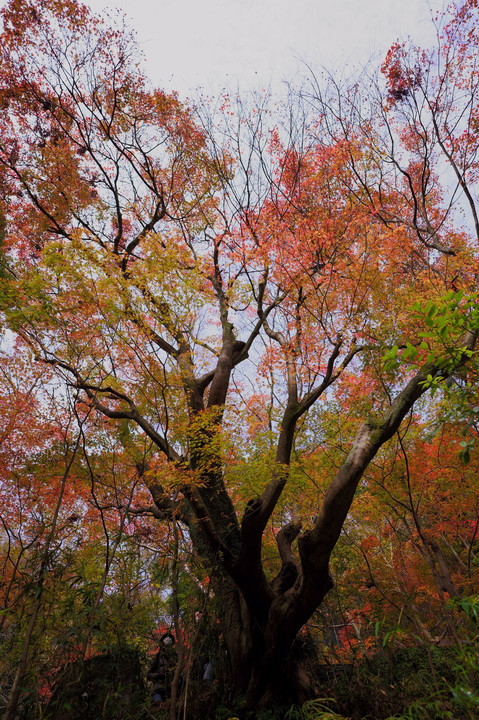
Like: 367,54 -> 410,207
0,0 -> 478,715
0,348 -> 174,719
323,422 -> 479,645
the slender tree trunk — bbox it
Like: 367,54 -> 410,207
170,521 -> 185,720
4,592 -> 43,720
4,438 -> 79,720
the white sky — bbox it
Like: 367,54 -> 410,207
84,0 -> 446,98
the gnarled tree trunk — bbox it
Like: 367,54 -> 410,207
172,333 -> 476,711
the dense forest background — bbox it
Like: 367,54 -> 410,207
0,1 -> 478,718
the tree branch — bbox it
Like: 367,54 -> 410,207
271,521 -> 302,594
298,332 -> 477,602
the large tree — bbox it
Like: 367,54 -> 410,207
0,0 -> 478,709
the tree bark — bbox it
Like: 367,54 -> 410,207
195,338 -> 477,710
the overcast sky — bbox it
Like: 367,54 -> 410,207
84,0 -> 446,98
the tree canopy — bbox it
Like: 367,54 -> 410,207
0,1 -> 478,718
